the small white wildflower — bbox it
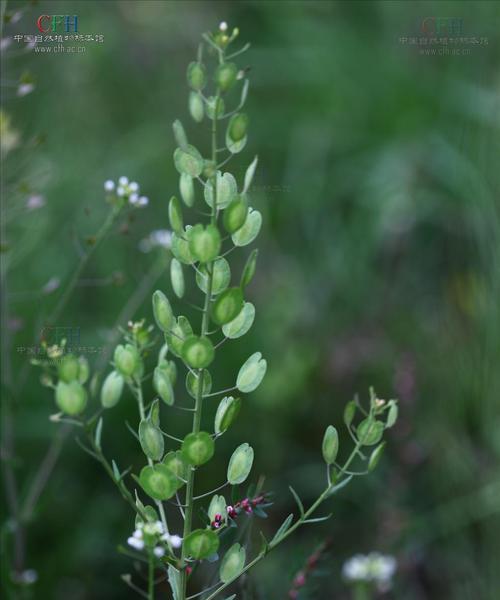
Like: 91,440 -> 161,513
17,83 -> 35,97
127,536 -> 145,551
117,186 -> 126,197
132,529 -> 143,539
27,194 -> 45,210
104,180 -> 115,192
153,546 -> 165,558
342,554 -> 368,581
118,176 -> 129,186
169,534 -> 182,548
342,553 -> 396,590
129,181 -> 139,193
129,193 -> 139,205
137,196 -> 149,207
151,230 -> 171,248
219,21 -> 228,32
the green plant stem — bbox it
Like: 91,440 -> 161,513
202,439 -> 364,600
148,550 -> 155,600
180,81 -> 221,599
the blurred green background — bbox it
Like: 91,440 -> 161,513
2,0 -> 500,598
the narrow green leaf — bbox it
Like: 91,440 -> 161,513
270,513 -> 293,544
243,156 -> 258,193
289,486 -> 304,516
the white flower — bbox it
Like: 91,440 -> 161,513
161,533 -> 182,548
104,180 -> 115,192
143,521 -> 163,536
138,196 -> 149,207
153,546 -> 165,558
342,553 -> 396,590
117,186 -> 126,197
219,21 -> 228,32
129,181 -> 139,193
118,176 -> 129,186
129,193 -> 139,205
27,194 -> 45,210
127,536 -> 145,551
17,83 -> 35,97
132,529 -> 143,539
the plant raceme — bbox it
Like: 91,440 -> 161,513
39,23 -> 399,600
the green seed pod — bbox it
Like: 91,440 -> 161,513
196,258 -> 231,295
222,302 -> 255,339
57,354 -> 79,383
204,172 -> 237,209
186,369 -> 212,399
212,287 -> 244,326
208,494 -> 227,522
343,400 -> 356,427
139,464 -> 177,501
240,249 -> 258,288
322,425 -> 339,465
220,543 -> 246,583
77,356 -> 89,384
202,160 -> 217,179
181,431 -> 215,466
168,196 -> 184,234
188,224 -> 221,263
114,344 -> 140,378
139,419 -> 164,461
223,195 -> 248,233
236,351 -> 267,393
368,442 -> 386,472
172,119 -> 188,149
149,398 -> 161,427
205,96 -> 225,120
386,401 -> 398,428
152,290 -> 174,332
165,315 -> 193,357
231,208 -> 262,246
189,91 -> 204,123
55,380 -> 87,416
181,335 -> 214,369
186,61 -> 206,91
174,145 -> 204,178
157,358 -> 177,386
184,529 -> 219,560
154,366 -> 174,406
162,450 -> 188,490
179,173 -> 195,207
100,370 -> 124,409
214,396 -> 241,434
227,443 -> 254,485
171,229 -> 195,264
357,418 -> 384,446
228,113 -> 249,142
215,62 -> 237,92
170,258 -> 185,299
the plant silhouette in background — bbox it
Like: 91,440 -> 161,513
37,23 -> 399,600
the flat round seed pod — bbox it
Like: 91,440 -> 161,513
165,316 -> 193,357
174,145 -> 204,178
212,287 -> 244,326
171,229 -> 195,265
186,61 -> 206,91
223,195 -> 248,233
222,302 -> 255,339
195,257 -> 230,295
154,366 -> 174,406
181,335 -> 215,369
322,425 -> 339,465
228,113 -> 249,142
139,419 -> 164,461
231,208 -> 262,246
206,96 -> 225,120
139,464 -> 177,501
236,352 -> 267,393
55,380 -> 87,416
181,431 -> 215,466
204,172 -> 237,209
162,450 -> 189,490
188,224 -> 221,263
114,344 -> 141,378
168,196 -> 184,234
186,369 -> 212,399
214,396 -> 241,434
208,494 -> 227,522
183,529 -> 219,560
227,443 -> 254,485
57,354 -> 79,383
179,173 -> 195,207
170,258 -> 185,299
152,290 -> 174,332
357,418 -> 384,446
220,543 -> 246,583
189,91 -> 204,122
100,370 -> 124,409
240,249 -> 258,288
214,62 -> 237,92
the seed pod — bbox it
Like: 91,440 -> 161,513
171,229 -> 195,264
215,62 -> 237,92
162,450 -> 188,490
57,354 -> 79,383
204,172 -> 237,209
203,160 -> 217,179
55,380 -> 87,416
322,425 -> 339,465
114,344 -> 140,378
227,443 -> 254,485
357,418 -> 384,446
236,351 -> 267,393
154,366 -> 174,406
231,208 -> 262,246
184,529 -> 219,560
181,335 -> 214,369
368,442 -> 386,472
205,96 -> 225,120
139,419 -> 164,461
208,494 -> 227,522
157,358 -> 177,386
179,173 -> 195,207
228,113 -> 249,142
186,61 -> 206,91
168,196 -> 184,234
100,370 -> 124,409
240,249 -> 258,288
78,356 -> 90,384
186,369 -> 212,399
172,119 -> 188,149
189,91 -> 204,123
214,396 -> 241,434
165,315 -> 193,357
220,543 -> 246,583
152,290 -> 173,332
181,431 -> 215,466
170,258 -> 185,299
223,195 -> 248,234
212,287 -> 244,326
139,464 -> 177,501
174,145 -> 204,178
222,302 -> 255,339
196,258 -> 231,295
188,224 -> 221,263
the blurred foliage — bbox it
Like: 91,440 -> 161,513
1,1 -> 499,599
